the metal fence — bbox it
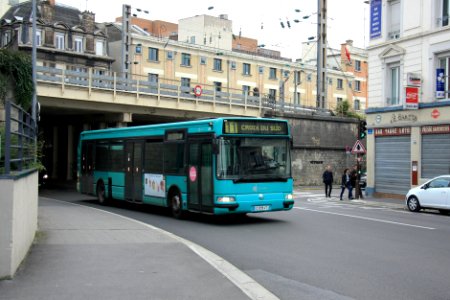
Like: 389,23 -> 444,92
0,101 -> 37,175
36,66 -> 334,116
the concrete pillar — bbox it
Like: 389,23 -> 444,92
51,126 -> 58,179
66,125 -> 74,180
116,122 -> 127,128
99,122 -> 107,129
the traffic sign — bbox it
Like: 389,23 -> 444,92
351,140 -> 366,154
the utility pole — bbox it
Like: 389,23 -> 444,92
122,4 -> 131,80
316,0 -> 327,109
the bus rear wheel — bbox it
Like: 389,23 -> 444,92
170,193 -> 185,219
96,181 -> 108,205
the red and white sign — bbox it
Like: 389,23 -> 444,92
189,166 -> 197,182
193,85 -> 203,97
431,109 -> 440,119
405,86 -> 419,109
351,140 -> 366,154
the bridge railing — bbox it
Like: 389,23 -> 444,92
36,66 -> 334,115
36,66 -> 263,110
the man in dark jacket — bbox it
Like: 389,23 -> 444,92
322,165 -> 334,197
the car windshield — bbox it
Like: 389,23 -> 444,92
216,137 -> 291,181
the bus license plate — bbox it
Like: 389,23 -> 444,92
253,205 -> 270,212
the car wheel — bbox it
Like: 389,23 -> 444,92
407,196 -> 421,212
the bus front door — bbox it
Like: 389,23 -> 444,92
125,141 -> 144,203
188,139 -> 213,213
81,142 -> 94,195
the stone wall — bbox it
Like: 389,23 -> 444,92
282,114 -> 364,186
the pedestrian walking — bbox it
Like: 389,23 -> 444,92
322,165 -> 334,198
339,168 -> 353,200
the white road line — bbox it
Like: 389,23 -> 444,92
293,207 -> 436,230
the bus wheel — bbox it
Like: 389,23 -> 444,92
96,181 -> 107,205
170,193 -> 185,219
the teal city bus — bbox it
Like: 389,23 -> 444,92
77,117 -> 294,218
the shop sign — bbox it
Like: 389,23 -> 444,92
405,87 -> 419,109
374,127 -> 411,136
407,73 -> 421,87
421,125 -> 450,135
436,68 -> 445,98
370,0 -> 382,39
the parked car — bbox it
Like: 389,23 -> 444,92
405,175 -> 450,214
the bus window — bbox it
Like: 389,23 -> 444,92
145,142 -> 163,173
110,142 -> 124,172
95,142 -> 109,171
216,137 -> 291,180
164,143 -> 185,175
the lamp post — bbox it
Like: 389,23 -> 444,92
316,0 -> 327,109
31,0 -> 37,124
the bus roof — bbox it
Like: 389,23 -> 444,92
79,117 -> 290,141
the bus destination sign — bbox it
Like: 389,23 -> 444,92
223,120 -> 288,135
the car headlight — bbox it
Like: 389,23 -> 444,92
217,196 -> 236,203
285,194 -> 293,200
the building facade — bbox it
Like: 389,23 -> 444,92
0,0 -> 114,181
110,14 -> 361,113
366,0 -> 450,196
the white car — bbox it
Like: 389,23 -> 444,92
405,175 -> 450,214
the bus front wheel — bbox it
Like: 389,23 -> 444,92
170,192 -> 185,219
96,181 -> 108,205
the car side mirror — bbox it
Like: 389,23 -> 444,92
421,184 -> 429,190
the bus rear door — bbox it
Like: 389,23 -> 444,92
125,140 -> 144,203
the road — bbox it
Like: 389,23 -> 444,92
41,188 -> 450,300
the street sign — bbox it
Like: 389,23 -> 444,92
351,140 -> 366,154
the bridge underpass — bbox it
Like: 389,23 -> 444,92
36,66 -> 264,182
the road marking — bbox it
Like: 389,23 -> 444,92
46,198 -> 278,300
293,207 -> 436,230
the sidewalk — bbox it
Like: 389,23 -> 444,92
0,197 -> 276,300
295,186 -> 406,210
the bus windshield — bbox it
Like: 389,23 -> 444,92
216,137 -> 291,181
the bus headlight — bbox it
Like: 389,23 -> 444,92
217,196 -> 236,203
285,194 -> 293,201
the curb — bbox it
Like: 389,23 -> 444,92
43,198 -> 279,300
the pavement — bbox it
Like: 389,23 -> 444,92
0,186 -> 404,300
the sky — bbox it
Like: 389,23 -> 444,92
57,0 -> 370,60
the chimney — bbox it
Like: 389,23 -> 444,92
82,11 -> 96,32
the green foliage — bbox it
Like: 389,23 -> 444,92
334,100 -> 364,120
0,50 -> 33,110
